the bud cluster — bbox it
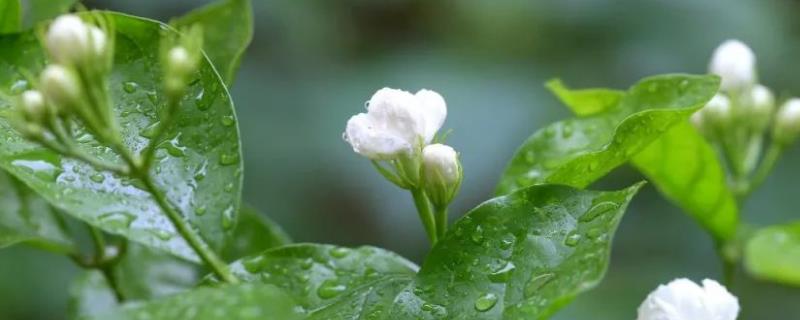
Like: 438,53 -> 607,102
693,39 -> 799,194
162,25 -> 204,100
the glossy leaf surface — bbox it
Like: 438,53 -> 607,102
497,74 -> 718,195
745,222 -> 800,286
0,12 -> 243,261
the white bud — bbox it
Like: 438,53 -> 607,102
709,40 -> 756,92
46,15 -> 106,64
747,84 -> 775,131
40,64 -> 80,110
422,144 -> 461,208
167,47 -> 194,77
773,98 -> 800,145
344,88 -> 447,160
637,278 -> 739,320
20,90 -> 46,122
701,93 -> 732,127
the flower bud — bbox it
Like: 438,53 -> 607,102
772,98 -> 800,145
422,144 -> 462,208
46,15 -> 107,65
637,278 -> 739,320
20,90 -> 46,123
700,93 -> 732,129
747,84 -> 775,131
40,64 -> 81,111
164,46 -> 200,97
709,40 -> 756,93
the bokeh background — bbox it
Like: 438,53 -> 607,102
3,0 -> 800,318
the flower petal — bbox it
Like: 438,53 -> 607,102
416,89 -> 447,143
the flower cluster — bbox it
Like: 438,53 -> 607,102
16,14 -> 121,153
344,88 -> 462,243
638,278 -> 739,320
693,39 -> 800,193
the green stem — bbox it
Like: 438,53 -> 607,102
137,172 -> 238,284
88,225 -> 106,261
100,264 -> 125,302
411,188 -> 437,245
434,206 -> 448,239
745,143 -> 783,196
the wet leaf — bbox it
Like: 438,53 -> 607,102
0,12 -> 243,262
0,169 -> 73,252
744,222 -> 800,286
172,0 -> 253,86
88,283 -> 305,320
497,74 -> 719,195
211,244 -> 418,312
222,184 -> 641,320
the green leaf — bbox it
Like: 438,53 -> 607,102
0,169 -> 73,252
212,244 -> 418,311
744,222 -> 800,286
222,205 -> 292,261
223,184 -> 641,319
0,12 -> 244,262
22,0 -> 76,28
0,0 -> 21,34
69,271 -> 120,319
171,0 -> 253,86
497,74 -> 719,195
632,122 -> 738,240
545,79 -> 624,116
89,283 -> 305,320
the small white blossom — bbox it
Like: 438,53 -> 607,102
709,40 -> 756,92
167,47 -> 193,76
40,65 -> 80,109
344,88 -> 447,160
701,93 -> 732,125
773,98 -> 800,144
46,15 -> 106,64
637,278 -> 739,320
749,84 -> 774,110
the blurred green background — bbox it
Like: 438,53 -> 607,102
3,0 -> 800,318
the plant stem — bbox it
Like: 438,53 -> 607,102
138,173 -> 238,284
88,225 -> 106,260
411,188 -> 438,245
99,264 -> 125,302
745,143 -> 783,196
434,206 -> 448,239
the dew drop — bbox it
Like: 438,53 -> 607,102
221,115 -> 235,127
149,228 -> 172,241
329,247 -> 350,258
564,231 -> 582,247
219,153 -> 239,166
194,205 -> 207,216
474,293 -> 498,312
471,225 -> 484,244
488,261 -> 516,283
221,205 -> 235,230
123,81 -> 138,93
524,273 -> 555,298
317,279 -> 347,299
579,201 -> 619,223
98,211 -> 136,230
90,173 -> 105,183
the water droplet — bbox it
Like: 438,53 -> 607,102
221,205 -> 235,230
98,211 -> 136,230
561,122 -> 574,138
90,173 -> 105,183
149,228 -> 172,241
470,226 -> 485,245
195,88 -> 212,110
329,247 -> 350,258
123,81 -> 138,93
474,293 -> 498,312
194,205 -> 207,216
140,121 -> 160,139
317,279 -> 346,299
9,79 -> 28,94
564,231 -> 582,247
223,183 -> 234,193
524,273 -> 555,298
11,151 -> 63,182
221,115 -> 235,127
219,153 -> 239,166
242,256 -> 266,273
488,261 -> 516,282
579,201 -> 619,223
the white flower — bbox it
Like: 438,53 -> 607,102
40,65 -> 80,109
637,278 -> 739,320
709,40 -> 756,92
344,88 -> 447,160
749,84 -> 774,110
701,93 -> 732,125
773,98 -> 800,144
46,14 -> 106,64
